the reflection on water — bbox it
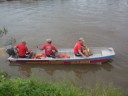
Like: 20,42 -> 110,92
10,63 -> 113,80
18,65 -> 31,78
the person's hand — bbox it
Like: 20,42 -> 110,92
29,49 -> 32,53
83,56 -> 87,58
52,50 -> 57,53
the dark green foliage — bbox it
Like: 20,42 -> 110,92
0,71 -> 10,82
0,72 -> 123,96
0,79 -> 85,96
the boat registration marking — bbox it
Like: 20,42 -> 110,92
25,60 -> 90,64
71,60 -> 90,64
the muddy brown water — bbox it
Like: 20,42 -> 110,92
0,0 -> 128,95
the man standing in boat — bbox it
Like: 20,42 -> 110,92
74,38 -> 89,57
41,38 -> 58,58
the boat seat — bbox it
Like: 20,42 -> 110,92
91,53 -> 101,57
101,50 -> 111,56
73,55 -> 83,59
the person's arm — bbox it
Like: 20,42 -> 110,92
40,45 -> 45,51
26,46 -> 29,52
78,44 -> 86,58
82,43 -> 88,50
52,45 -> 58,52
14,45 -> 19,53
54,47 -> 58,52
27,47 -> 33,53
78,50 -> 86,58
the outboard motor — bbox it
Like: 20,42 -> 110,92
6,45 -> 16,57
6,48 -> 16,57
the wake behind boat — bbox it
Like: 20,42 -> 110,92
7,47 -> 115,64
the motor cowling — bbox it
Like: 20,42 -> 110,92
6,48 -> 16,57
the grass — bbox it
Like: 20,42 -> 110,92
84,82 -> 123,96
0,71 -> 10,82
0,79 -> 85,96
0,72 -> 123,96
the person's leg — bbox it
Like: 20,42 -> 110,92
75,54 -> 82,57
83,49 -> 89,57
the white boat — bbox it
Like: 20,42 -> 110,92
8,47 -> 115,64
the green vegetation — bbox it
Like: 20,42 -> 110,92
0,71 -> 10,82
0,79 -> 85,96
0,72 -> 123,96
84,82 -> 123,96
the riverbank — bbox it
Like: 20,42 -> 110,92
0,71 -> 123,96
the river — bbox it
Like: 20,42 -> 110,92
0,0 -> 128,95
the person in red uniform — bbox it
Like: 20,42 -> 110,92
41,39 -> 58,58
15,40 -> 31,58
74,38 -> 89,57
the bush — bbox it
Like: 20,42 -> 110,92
0,71 -> 10,82
0,72 -> 123,96
84,82 -> 123,96
0,79 -> 85,96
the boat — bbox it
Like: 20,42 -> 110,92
8,47 -> 115,64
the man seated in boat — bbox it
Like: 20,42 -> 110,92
41,38 -> 58,58
15,40 -> 33,58
74,38 -> 89,58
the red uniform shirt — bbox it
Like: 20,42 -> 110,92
41,43 -> 57,55
74,41 -> 83,55
16,43 -> 28,56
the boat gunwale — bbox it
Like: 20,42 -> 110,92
8,55 -> 115,61
8,47 -> 115,62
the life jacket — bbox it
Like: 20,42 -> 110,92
34,53 -> 46,59
57,54 -> 70,58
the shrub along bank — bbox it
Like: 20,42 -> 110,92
0,71 -> 123,96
